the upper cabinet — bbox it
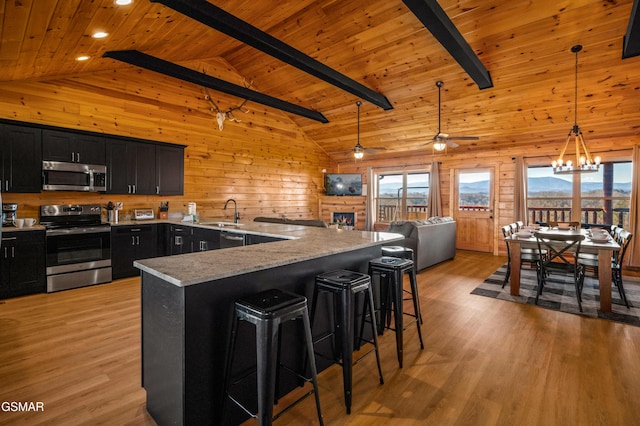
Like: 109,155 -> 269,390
0,124 -> 42,193
155,144 -> 184,196
42,129 -> 106,165
106,138 -> 184,195
0,119 -> 184,196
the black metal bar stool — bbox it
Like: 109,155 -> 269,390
223,288 -> 324,426
310,270 -> 384,414
368,256 -> 424,368
381,246 -> 423,325
381,246 -> 415,270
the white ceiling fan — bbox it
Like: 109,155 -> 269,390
353,101 -> 386,159
423,81 -> 479,151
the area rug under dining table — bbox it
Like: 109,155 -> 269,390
472,264 -> 640,326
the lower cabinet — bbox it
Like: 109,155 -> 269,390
0,230 -> 46,298
193,227 -> 221,251
109,223 -> 285,281
111,224 -> 158,280
168,225 -> 194,255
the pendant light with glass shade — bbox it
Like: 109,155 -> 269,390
552,45 -> 600,174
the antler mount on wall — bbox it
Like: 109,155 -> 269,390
201,76 -> 252,130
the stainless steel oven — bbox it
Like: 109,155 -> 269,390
40,204 -> 112,292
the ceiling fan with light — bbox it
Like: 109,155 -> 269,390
423,81 -> 479,151
353,101 -> 386,159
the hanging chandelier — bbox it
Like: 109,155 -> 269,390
552,45 -> 600,174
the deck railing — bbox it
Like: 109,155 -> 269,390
377,201 -> 630,227
377,204 -> 428,222
527,207 -> 630,227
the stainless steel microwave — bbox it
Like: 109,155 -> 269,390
42,161 -> 107,192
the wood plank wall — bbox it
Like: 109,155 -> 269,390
0,63 -> 332,222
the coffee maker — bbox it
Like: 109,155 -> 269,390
2,203 -> 18,226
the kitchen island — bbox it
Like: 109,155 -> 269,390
134,222 -> 403,425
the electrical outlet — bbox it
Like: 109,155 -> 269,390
116,202 -> 123,210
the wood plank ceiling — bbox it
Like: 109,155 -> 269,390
1,0 -> 639,162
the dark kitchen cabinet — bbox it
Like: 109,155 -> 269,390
0,230 -> 46,298
168,224 -> 194,255
105,138 -> 129,194
106,139 -> 184,196
0,124 -> 42,193
111,224 -> 158,279
134,143 -> 157,195
43,129 -> 106,165
193,227 -> 220,251
156,145 -> 184,196
106,139 -> 155,195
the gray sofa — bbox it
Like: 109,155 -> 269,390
387,217 -> 456,271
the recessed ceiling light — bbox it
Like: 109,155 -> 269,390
92,31 -> 109,39
115,0 -> 133,5
76,55 -> 90,61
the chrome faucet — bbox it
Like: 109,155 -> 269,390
224,198 -> 240,223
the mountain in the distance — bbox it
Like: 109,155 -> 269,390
527,177 -> 572,192
380,177 -> 630,196
460,177 -> 631,193
527,177 -> 631,193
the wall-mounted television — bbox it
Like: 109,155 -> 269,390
325,173 -> 363,196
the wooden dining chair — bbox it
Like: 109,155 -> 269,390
613,230 -> 633,308
501,225 -> 543,289
534,232 -> 586,312
578,230 -> 633,308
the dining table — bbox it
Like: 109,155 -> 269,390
506,228 -> 621,312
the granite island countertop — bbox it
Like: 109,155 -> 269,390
134,221 -> 403,287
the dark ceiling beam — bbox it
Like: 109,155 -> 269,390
622,0 -> 640,59
102,50 -> 328,123
401,0 -> 493,90
149,0 -> 393,110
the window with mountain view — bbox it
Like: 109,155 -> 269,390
458,171 -> 491,211
375,171 -> 429,222
526,162 -> 631,228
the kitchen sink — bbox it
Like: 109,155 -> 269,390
199,221 -> 243,227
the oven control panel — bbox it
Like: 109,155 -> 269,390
41,204 -> 102,217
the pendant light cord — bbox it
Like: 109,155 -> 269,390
356,101 -> 361,146
570,44 -> 582,131
574,47 -> 578,127
438,82 -> 442,133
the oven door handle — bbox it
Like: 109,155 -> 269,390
46,226 -> 111,236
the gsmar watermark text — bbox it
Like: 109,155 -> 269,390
1,401 -> 45,412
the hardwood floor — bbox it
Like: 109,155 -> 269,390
1,251 -> 639,425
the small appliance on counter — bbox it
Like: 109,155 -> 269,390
2,203 -> 18,226
134,208 -> 155,221
106,201 -> 118,223
158,201 -> 169,220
